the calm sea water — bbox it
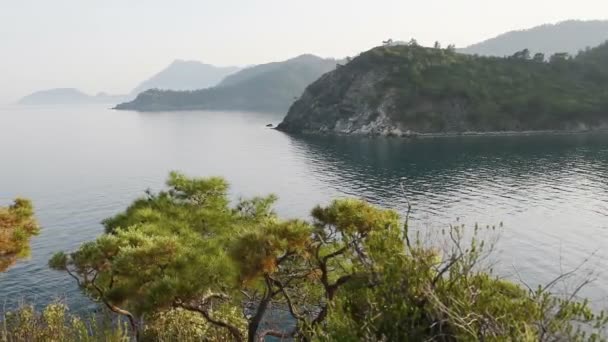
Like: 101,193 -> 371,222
0,105 -> 606,312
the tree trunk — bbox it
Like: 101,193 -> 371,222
247,297 -> 271,342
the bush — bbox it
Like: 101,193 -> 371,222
1,303 -> 129,342
0,198 -> 40,272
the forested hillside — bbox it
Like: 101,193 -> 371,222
279,42 -> 608,135
115,55 -> 337,113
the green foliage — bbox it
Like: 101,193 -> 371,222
511,48 -> 531,59
50,173 -> 607,341
0,303 -> 129,342
0,198 -> 40,272
102,171 -> 232,236
230,219 -> 312,283
533,52 -> 546,62
49,172 -> 277,340
317,221 -> 608,341
141,308 -> 239,342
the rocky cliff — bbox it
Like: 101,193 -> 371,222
278,44 -> 608,136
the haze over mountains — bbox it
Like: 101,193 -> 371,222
129,60 -> 240,96
461,20 -> 608,57
115,54 -> 339,113
18,88 -> 128,106
18,61 -> 240,105
16,20 -> 608,108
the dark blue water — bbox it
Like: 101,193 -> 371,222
0,105 -> 606,311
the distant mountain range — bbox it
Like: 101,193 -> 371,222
18,88 -> 128,105
18,19 -> 608,108
114,54 -> 339,113
460,20 -> 608,57
130,60 -> 240,96
18,61 -> 240,106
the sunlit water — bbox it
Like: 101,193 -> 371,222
0,105 -> 606,312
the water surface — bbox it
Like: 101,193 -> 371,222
0,105 -> 606,311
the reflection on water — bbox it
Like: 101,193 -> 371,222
288,133 -> 608,306
0,105 -> 606,311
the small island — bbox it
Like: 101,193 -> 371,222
18,88 -> 127,106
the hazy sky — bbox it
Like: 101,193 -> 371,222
1,0 -> 607,103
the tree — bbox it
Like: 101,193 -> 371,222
408,38 -> 419,47
318,221 -> 608,341
49,172 -> 282,341
434,41 -> 442,49
0,198 -> 40,272
550,52 -> 570,63
50,172 -> 245,340
382,38 -> 394,46
512,48 -> 531,60
533,52 -> 546,62
51,173 -> 608,341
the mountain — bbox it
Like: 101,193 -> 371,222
460,20 -> 608,57
18,88 -> 127,105
115,55 -> 339,113
277,43 -> 608,136
130,60 -> 240,96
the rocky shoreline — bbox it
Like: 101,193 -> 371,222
276,126 -> 608,139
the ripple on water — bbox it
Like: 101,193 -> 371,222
1,107 -> 607,311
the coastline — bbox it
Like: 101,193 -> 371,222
275,127 -> 608,139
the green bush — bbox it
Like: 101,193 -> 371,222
0,198 -> 40,272
1,303 -> 129,342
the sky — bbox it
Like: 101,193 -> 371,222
1,0 -> 607,104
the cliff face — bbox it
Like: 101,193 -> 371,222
278,44 -> 608,136
277,65 -> 405,135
